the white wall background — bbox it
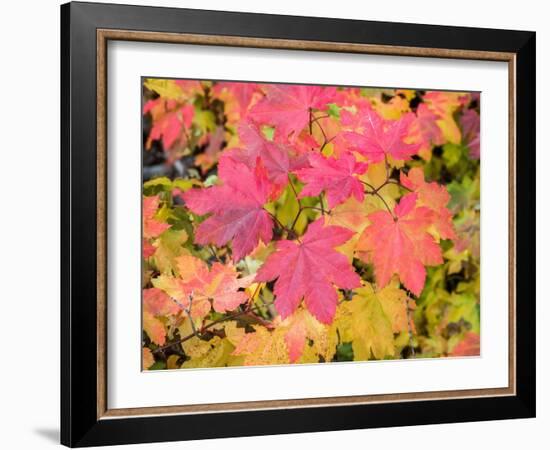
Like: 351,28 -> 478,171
0,0 -> 545,448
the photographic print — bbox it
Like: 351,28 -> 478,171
141,79 -> 481,370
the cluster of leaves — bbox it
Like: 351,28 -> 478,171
141,79 -> 481,370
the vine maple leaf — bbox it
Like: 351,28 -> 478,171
143,99 -> 194,150
152,255 -> 253,316
332,285 -> 395,360
143,195 -> 170,239
142,348 -> 155,370
142,287 -> 180,345
342,103 -> 420,163
226,321 -> 290,366
357,193 -> 443,296
450,331 -> 480,356
294,152 -> 368,208
400,167 -> 457,241
212,82 -> 261,122
256,217 -> 361,324
460,109 -> 480,159
407,103 -> 445,159
143,287 -> 180,316
250,84 -> 336,141
423,91 -> 468,145
282,308 -> 333,363
182,156 -> 274,261
225,121 -> 307,194
176,255 -> 254,313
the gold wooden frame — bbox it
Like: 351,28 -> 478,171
96,29 -> 516,420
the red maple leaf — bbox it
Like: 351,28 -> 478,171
250,84 -> 336,141
342,103 -> 419,163
182,156 -> 273,261
400,168 -> 457,241
357,193 -> 443,296
255,217 -> 360,324
294,152 -> 368,208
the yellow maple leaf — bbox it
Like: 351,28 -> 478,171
333,284 -> 397,360
181,336 -> 235,368
228,323 -> 290,366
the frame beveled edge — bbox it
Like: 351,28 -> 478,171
62,2 -> 535,446
96,28 -> 516,420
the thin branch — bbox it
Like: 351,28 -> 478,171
310,114 -> 330,124
371,190 -> 395,219
153,300 -> 276,353
386,178 -> 413,192
360,180 -> 378,191
287,175 -> 301,207
266,210 -> 294,236
319,195 -> 326,215
208,245 -> 222,262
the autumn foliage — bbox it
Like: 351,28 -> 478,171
142,79 -> 481,370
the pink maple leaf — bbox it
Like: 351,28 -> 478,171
250,84 -> 336,141
342,103 -> 420,163
294,152 -> 368,208
224,121 -> 308,194
182,157 -> 273,261
255,217 -> 360,324
358,193 -> 443,296
400,167 -> 457,241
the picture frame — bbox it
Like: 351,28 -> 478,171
60,1 -> 536,447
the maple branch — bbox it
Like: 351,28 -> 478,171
302,205 -> 326,214
287,175 -> 301,207
310,114 -> 330,124
247,282 -> 262,309
311,112 -> 336,152
152,301 -> 275,354
386,179 -> 413,192
361,180 -> 396,219
208,245 -> 222,263
360,180 -> 377,192
267,211 -> 294,236
319,195 -> 326,215
184,295 -> 201,338
384,154 -> 391,179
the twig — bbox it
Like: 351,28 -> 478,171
153,300 -> 276,353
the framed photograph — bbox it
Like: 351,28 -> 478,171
61,1 -> 536,447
